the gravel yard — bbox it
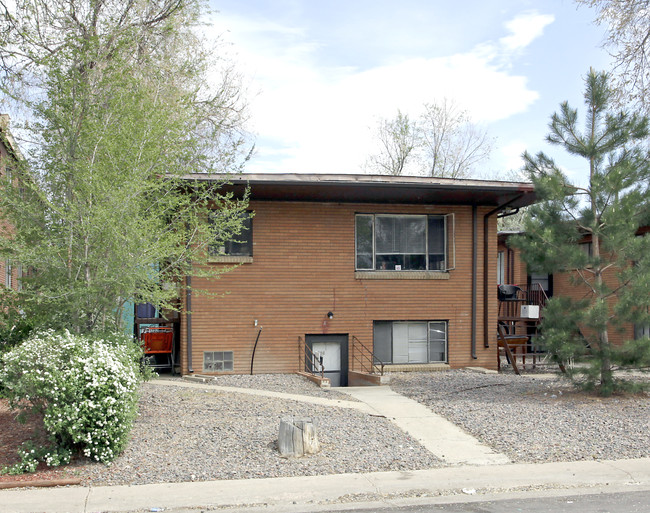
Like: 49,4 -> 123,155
69,375 -> 439,486
202,373 -> 358,401
390,370 -> 650,463
1,370 -> 649,487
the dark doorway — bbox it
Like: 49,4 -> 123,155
305,334 -> 349,387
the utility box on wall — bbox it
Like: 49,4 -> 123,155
521,305 -> 540,319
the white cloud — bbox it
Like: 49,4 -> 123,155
208,10 -> 555,174
500,12 -> 555,52
499,141 -> 529,173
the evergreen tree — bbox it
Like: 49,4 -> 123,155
513,69 -> 650,395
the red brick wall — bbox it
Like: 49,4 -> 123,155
0,136 -> 18,292
553,266 -> 635,346
180,201 -> 499,375
497,238 -> 528,286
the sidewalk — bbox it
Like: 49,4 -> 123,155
1,458 -> 648,513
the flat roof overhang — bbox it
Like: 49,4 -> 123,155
180,173 -> 537,208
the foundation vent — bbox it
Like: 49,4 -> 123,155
203,351 -> 234,372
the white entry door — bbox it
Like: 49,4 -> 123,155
306,334 -> 348,387
312,341 -> 340,373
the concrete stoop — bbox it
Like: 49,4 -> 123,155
348,369 -> 391,386
296,371 -> 331,389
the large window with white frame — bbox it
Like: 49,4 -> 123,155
373,321 -> 448,364
355,214 -> 455,271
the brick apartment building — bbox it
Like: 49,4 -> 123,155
178,173 -> 536,384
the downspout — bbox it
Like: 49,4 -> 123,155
186,275 -> 193,373
471,205 -> 478,359
483,194 -> 525,348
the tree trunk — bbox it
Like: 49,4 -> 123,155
599,329 -> 613,395
278,417 -> 320,458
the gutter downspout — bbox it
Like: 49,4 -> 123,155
186,275 -> 193,373
471,205 -> 478,359
483,194 -> 525,348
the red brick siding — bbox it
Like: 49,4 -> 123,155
0,136 -> 18,292
180,201 -> 499,375
553,267 -> 635,346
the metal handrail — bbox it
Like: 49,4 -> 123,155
351,335 -> 384,375
298,336 -> 325,379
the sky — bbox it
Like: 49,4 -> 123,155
207,0 -> 612,184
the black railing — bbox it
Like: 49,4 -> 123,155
298,336 -> 325,379
498,283 -> 548,319
351,335 -> 384,375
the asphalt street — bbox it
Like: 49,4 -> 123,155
301,489 -> 650,513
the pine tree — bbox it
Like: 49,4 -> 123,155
513,69 -> 650,395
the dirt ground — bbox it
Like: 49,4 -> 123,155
0,400 -> 80,485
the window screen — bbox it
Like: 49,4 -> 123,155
355,215 -> 373,270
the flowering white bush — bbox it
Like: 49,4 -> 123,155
0,330 -> 145,468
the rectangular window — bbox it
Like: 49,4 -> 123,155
497,251 -> 505,285
4,259 -> 11,288
373,320 -> 448,364
210,211 -> 253,257
529,272 -> 550,294
580,241 -> 593,257
356,214 -> 454,271
635,323 -> 650,340
203,351 -> 234,372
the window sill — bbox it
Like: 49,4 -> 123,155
355,270 -> 450,280
208,256 -> 253,264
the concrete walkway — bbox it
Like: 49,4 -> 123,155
342,386 -> 510,466
1,458 -> 648,513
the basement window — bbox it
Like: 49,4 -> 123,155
203,351 -> 234,372
373,321 -> 448,364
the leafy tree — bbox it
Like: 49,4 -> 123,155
365,110 -> 419,175
578,0 -> 650,111
513,69 -> 650,395
419,99 -> 492,178
366,99 -> 492,178
0,0 -> 251,333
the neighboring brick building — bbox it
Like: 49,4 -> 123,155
0,114 -> 22,293
498,229 -> 649,348
179,173 -> 536,384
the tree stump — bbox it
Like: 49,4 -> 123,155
278,417 -> 320,458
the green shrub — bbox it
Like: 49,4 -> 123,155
0,330 -> 145,469
0,292 -> 33,358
